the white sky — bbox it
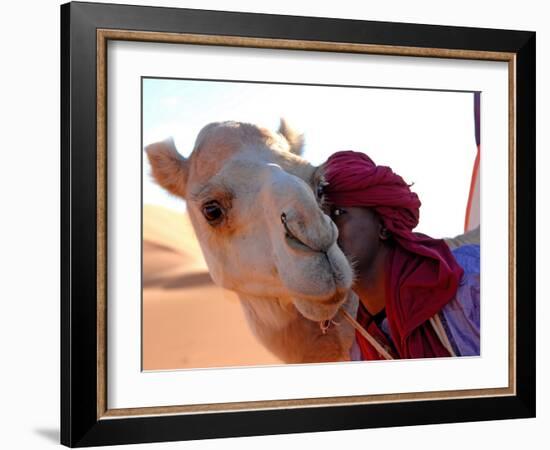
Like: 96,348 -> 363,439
142,78 -> 478,238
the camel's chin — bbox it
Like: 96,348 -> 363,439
292,291 -> 347,322
283,258 -> 352,322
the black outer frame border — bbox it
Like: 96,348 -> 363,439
60,1 -> 536,447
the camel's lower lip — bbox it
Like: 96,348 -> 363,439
288,262 -> 351,306
291,292 -> 346,322
318,295 -> 345,306
318,289 -> 348,306
293,286 -> 348,306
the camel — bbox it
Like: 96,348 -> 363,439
146,120 -> 358,363
145,120 -> 479,364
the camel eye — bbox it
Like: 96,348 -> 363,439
202,201 -> 224,223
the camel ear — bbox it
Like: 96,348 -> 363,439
278,118 -> 304,156
145,137 -> 189,198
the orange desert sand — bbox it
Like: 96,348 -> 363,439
143,204 -> 282,370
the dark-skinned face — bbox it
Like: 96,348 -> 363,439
328,205 -> 385,274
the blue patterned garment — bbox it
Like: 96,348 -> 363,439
440,244 -> 480,356
349,243 -> 481,360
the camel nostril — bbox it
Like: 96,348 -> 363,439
281,212 -> 308,250
281,212 -> 295,239
280,211 -> 332,254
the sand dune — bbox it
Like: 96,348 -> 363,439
143,204 -> 282,370
143,204 -> 207,273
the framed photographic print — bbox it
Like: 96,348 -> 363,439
60,1 -> 536,447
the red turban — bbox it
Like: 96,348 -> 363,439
324,151 -> 463,359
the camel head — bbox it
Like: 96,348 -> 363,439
145,120 -> 353,322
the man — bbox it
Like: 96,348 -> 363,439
322,150 -> 480,360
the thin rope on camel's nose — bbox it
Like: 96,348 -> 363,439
340,309 -> 394,360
